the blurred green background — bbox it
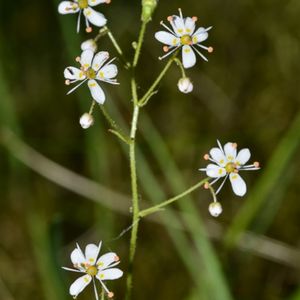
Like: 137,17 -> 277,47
0,0 -> 300,299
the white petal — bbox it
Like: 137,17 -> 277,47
88,80 -> 105,104
170,15 -> 185,36
184,17 -> 196,35
97,64 -> 118,80
96,268 -> 123,281
235,148 -> 251,166
69,275 -> 92,297
182,45 -> 196,69
92,51 -> 109,71
71,248 -> 86,266
64,67 -> 86,80
81,39 -> 97,52
58,1 -> 79,14
88,0 -> 107,6
229,173 -> 247,196
192,27 -> 208,44
81,49 -> 94,70
209,148 -> 226,166
205,164 -> 226,178
224,142 -> 237,162
85,243 -> 100,265
97,252 -> 118,269
154,31 -> 180,46
84,7 -> 107,27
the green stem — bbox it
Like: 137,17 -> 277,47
174,57 -> 187,78
99,105 -> 130,144
138,54 -> 177,106
133,21 -> 147,68
139,178 -> 209,218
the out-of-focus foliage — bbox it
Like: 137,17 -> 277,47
0,0 -> 300,300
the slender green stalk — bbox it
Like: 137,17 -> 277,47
133,21 -> 147,68
99,105 -> 130,144
139,178 -> 209,218
174,57 -> 187,78
138,54 -> 177,106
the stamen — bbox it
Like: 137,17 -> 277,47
159,46 -> 179,60
86,26 -> 92,33
232,143 -> 238,148
192,16 -> 198,22
215,174 -> 229,195
167,16 -> 173,22
65,79 -> 71,85
208,47 -> 214,53
106,0 -> 111,3
114,255 -> 120,262
75,56 -> 81,62
178,8 -> 183,19
77,10 -> 81,33
160,21 -> 176,35
108,292 -> 114,298
67,79 -> 88,95
191,45 -> 208,62
163,46 -> 169,52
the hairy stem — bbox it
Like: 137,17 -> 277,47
139,178 -> 209,218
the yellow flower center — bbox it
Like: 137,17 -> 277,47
78,0 -> 89,9
86,265 -> 98,276
225,162 -> 236,173
86,68 -> 96,79
180,35 -> 192,45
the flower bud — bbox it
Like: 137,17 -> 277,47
141,0 -> 157,22
208,202 -> 222,217
81,39 -> 97,52
80,113 -> 94,129
177,77 -> 193,94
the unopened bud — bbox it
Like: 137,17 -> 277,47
80,113 -> 94,129
141,0 -> 157,22
81,39 -> 97,52
208,202 -> 222,217
177,77 -> 193,94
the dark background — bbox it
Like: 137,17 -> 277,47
0,0 -> 300,299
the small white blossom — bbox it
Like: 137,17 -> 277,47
63,242 -> 123,299
208,201 -> 222,217
58,0 -> 110,33
199,140 -> 260,196
81,39 -> 98,52
155,8 -> 213,68
80,113 -> 94,129
177,77 -> 193,93
64,49 -> 119,104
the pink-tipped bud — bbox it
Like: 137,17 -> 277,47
177,77 -> 193,94
80,113 -> 94,129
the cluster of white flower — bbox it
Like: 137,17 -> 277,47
63,242 -> 123,299
200,140 -> 260,217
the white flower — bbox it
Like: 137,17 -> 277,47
81,39 -> 98,52
208,201 -> 222,217
64,49 -> 119,104
177,77 -> 193,93
155,8 -> 213,68
199,140 -> 260,196
58,0 -> 110,33
63,242 -> 123,299
80,113 -> 94,129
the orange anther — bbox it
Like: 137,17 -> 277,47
232,142 -> 237,148
108,292 -> 114,298
114,255 -> 120,262
75,56 -> 81,62
203,154 -> 209,160
106,0 -> 111,3
86,27 -> 92,33
208,47 -> 214,53
65,79 -> 70,85
167,16 -> 173,22
163,46 -> 169,52
204,182 -> 210,189
192,16 -> 198,21
254,161 -> 260,168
